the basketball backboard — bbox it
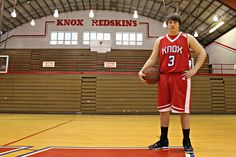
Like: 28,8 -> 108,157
90,40 -> 111,53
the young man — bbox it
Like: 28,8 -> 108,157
138,12 -> 206,152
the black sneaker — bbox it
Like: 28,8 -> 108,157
183,138 -> 193,152
148,139 -> 169,149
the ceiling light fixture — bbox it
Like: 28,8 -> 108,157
133,10 -> 138,19
30,19 -> 35,26
89,9 -> 94,18
209,21 -> 224,33
163,21 -> 167,28
11,0 -> 17,18
213,15 -> 219,22
11,9 -> 17,18
194,31 -> 198,37
53,9 -> 59,18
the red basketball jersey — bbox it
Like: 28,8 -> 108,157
159,32 -> 190,73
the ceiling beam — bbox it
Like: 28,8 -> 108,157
51,0 -> 57,10
147,0 -> 156,17
197,8 -> 231,37
18,2 -> 34,19
179,0 -> 191,23
217,0 -> 236,11
115,0 -> 118,11
3,2 -> 23,26
58,0 -> 66,12
1,14 -> 19,31
129,0 -> 134,13
203,24 -> 235,46
66,0 -> 73,11
136,0 -> 141,11
201,14 -> 235,46
81,0 -> 85,10
73,0 -> 79,10
3,0 -> 32,9
1,23 -> 10,33
190,3 -> 224,34
43,0 -> 53,15
5,0 -> 29,23
0,0 -> 5,33
109,0 -> 111,10
2,9 -> 18,28
175,0 -> 180,13
154,0 -> 163,20
186,0 -> 215,30
181,0 -> 204,25
122,0 -> 126,12
160,1 -> 180,21
28,1 -> 41,18
35,0 -> 47,16
89,0 -> 91,9
174,0 -> 183,13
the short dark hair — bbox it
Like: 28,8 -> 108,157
166,12 -> 182,25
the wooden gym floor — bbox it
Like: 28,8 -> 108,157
0,114 -> 235,157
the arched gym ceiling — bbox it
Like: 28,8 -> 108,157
0,0 -> 236,46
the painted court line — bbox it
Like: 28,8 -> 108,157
3,120 -> 73,146
17,147 -> 52,157
17,146 -> 195,157
0,146 -> 32,156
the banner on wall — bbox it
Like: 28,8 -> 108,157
104,62 -> 117,68
43,61 -> 55,67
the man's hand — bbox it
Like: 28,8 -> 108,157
138,71 -> 149,85
182,68 -> 197,79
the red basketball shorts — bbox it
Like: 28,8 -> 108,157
158,73 -> 191,113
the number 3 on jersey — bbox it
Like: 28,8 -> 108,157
168,55 -> 175,67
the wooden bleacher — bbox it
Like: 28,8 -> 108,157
0,49 -> 235,114
1,49 -> 209,73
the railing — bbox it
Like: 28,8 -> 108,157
209,64 -> 236,74
6,63 -> 236,75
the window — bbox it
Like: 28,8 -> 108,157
71,32 -> 78,45
57,32 -> 64,45
137,33 -> 143,45
123,33 -> 129,45
116,32 -> 143,46
50,32 -> 57,45
83,32 -> 111,45
83,32 -> 90,45
116,33 -> 122,45
50,32 -> 78,45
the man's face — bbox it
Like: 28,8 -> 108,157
167,20 -> 180,32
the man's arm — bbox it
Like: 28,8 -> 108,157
183,34 -> 207,78
140,38 -> 160,72
138,38 -> 160,83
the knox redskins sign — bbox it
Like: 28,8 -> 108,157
56,19 -> 138,27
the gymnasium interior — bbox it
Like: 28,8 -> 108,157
0,0 -> 236,157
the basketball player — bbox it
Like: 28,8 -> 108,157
138,12 -> 206,152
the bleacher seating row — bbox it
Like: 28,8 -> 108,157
0,49 -> 234,114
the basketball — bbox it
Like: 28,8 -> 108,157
143,67 -> 160,85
